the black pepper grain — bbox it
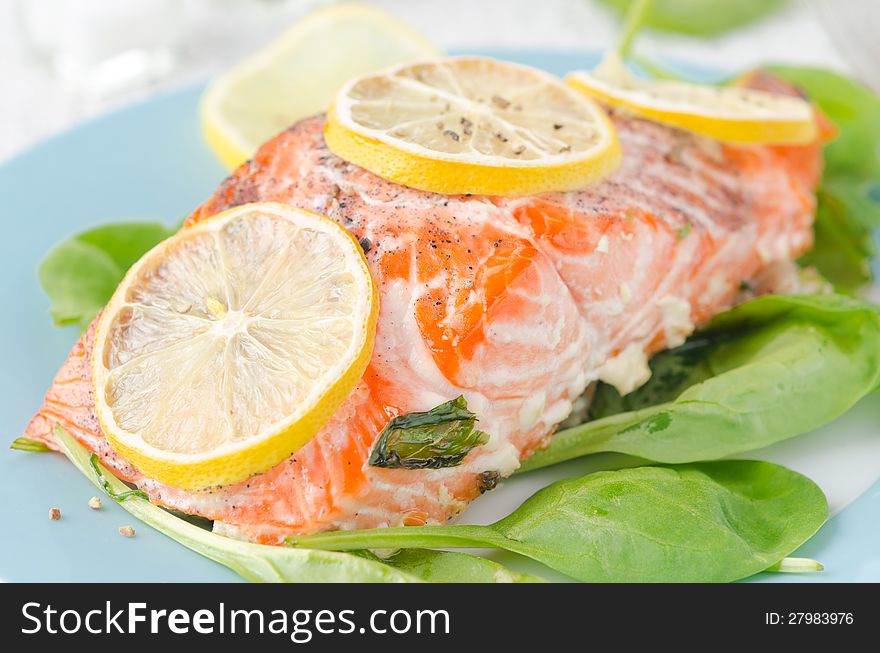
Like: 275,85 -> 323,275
477,471 -> 500,494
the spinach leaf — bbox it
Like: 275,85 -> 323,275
766,66 -> 880,290
369,396 -> 488,469
55,427 -> 413,582
521,294 -> 880,471
800,183 -> 876,292
599,0 -> 786,37
38,221 -> 176,331
54,426 -> 529,583
768,66 -> 880,181
292,460 -> 827,582
9,437 -> 50,452
357,549 -> 544,583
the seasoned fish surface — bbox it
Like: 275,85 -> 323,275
26,99 -> 822,544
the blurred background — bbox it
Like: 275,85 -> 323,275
1,0 -> 877,163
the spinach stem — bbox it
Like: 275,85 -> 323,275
289,525 -> 503,552
9,437 -> 50,452
617,0 -> 653,58
766,557 -> 824,573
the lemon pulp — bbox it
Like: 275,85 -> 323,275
93,202 -> 378,490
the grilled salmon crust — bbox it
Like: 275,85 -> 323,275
26,92 -> 822,544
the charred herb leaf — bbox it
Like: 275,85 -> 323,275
368,396 -> 488,469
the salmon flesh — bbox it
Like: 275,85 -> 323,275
26,88 -> 823,544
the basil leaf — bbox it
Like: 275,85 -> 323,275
599,0 -> 786,37
369,396 -> 488,469
292,460 -> 828,583
87,450 -> 149,502
9,437 -> 51,452
38,221 -> 176,331
521,294 -> 880,470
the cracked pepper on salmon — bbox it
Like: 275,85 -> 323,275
25,76 -> 826,544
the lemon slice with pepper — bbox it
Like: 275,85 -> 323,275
567,54 -> 817,145
325,56 -> 621,196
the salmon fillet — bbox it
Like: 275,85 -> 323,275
25,86 -> 824,544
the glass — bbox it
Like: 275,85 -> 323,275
16,0 -> 319,103
17,0 -> 184,99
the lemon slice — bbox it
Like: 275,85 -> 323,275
566,54 -> 818,145
325,56 -> 621,196
92,202 -> 378,490
201,2 -> 442,169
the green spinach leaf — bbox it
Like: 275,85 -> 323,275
800,183 -> 876,292
55,426 -> 530,583
356,549 -> 543,583
599,0 -> 786,38
292,460 -> 827,583
767,66 -> 880,290
369,396 -> 488,469
38,221 -> 176,331
767,66 -> 880,181
521,294 -> 880,471
9,437 -> 51,452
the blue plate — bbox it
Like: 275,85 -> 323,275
1,50 -> 878,582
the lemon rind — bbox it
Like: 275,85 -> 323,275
92,202 -> 378,490
327,57 -> 622,196
566,71 -> 818,145
326,106 -> 621,196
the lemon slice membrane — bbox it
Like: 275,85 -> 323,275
326,57 -> 621,196
567,54 -> 818,145
93,203 -> 377,490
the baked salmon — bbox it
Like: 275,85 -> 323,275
25,74 -> 827,544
